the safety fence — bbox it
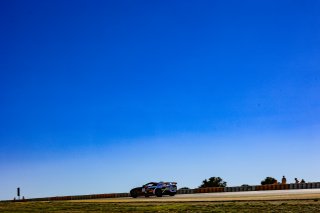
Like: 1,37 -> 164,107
2,182 -> 320,202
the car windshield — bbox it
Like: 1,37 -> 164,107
145,182 -> 157,187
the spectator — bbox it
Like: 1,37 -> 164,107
281,176 -> 287,184
295,178 -> 300,184
301,179 -> 306,183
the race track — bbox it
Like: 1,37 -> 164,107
71,189 -> 320,202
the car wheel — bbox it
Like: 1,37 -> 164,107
169,192 -> 176,196
130,190 -> 138,198
155,189 -> 162,197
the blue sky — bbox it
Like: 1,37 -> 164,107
1,0 -> 320,200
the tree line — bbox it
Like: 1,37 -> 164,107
179,176 -> 305,189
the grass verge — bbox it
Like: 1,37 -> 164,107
0,200 -> 320,212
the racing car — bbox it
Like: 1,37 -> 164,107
130,182 -> 177,198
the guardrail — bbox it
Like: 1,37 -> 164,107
2,182 -> 320,202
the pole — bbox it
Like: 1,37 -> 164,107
17,187 -> 20,200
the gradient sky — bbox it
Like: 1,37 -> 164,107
1,0 -> 320,200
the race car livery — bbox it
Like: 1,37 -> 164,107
130,182 -> 177,198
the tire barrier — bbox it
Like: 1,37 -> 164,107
194,187 -> 224,193
224,186 -> 254,192
255,184 -> 289,191
177,189 -> 195,194
189,183 -> 319,195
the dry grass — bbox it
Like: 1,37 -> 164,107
1,200 -> 320,212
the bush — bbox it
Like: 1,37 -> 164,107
199,177 -> 227,188
261,177 -> 277,185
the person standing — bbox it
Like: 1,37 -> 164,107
281,176 -> 287,184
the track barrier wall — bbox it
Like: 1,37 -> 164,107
2,182 -> 320,202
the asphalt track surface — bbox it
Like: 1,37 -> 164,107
72,189 -> 320,202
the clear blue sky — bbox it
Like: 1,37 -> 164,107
1,0 -> 320,200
